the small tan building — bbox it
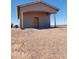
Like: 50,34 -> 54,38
17,1 -> 59,29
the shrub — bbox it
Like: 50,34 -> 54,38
14,25 -> 19,28
11,23 -> 13,28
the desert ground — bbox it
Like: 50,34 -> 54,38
11,27 -> 67,59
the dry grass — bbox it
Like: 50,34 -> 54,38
11,28 -> 67,59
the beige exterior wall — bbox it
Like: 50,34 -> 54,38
21,12 -> 50,28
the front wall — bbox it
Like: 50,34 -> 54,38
23,12 -> 50,28
39,15 -> 50,28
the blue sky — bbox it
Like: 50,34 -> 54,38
11,0 -> 67,25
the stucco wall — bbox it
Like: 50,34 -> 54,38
22,12 -> 50,28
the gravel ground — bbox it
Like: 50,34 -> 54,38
11,28 -> 67,59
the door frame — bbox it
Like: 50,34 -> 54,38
34,17 -> 39,28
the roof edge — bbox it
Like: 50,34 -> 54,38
17,1 -> 59,11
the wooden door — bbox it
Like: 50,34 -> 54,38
34,17 -> 39,28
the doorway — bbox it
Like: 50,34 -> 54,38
34,17 -> 39,28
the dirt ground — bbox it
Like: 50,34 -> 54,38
11,28 -> 67,59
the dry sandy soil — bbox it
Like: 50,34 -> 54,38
11,27 -> 67,59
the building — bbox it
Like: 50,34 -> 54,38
17,1 -> 59,29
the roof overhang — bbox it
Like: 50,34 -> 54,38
17,1 -> 59,19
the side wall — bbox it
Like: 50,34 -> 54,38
22,12 -> 50,28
